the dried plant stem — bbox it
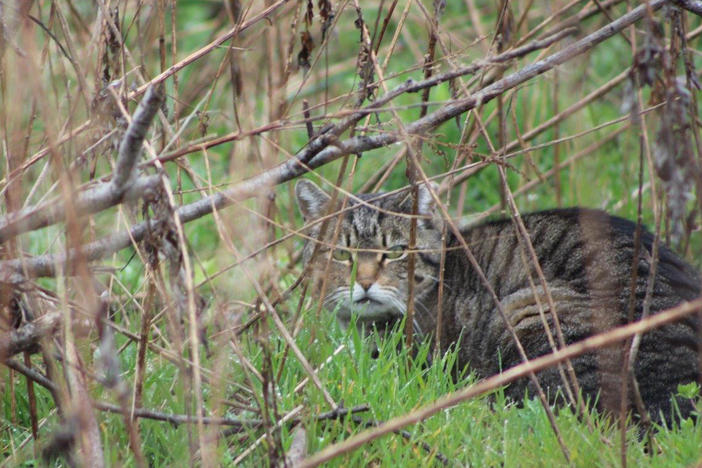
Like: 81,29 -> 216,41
0,312 -> 61,360
129,0 -> 290,99
0,25 -> 577,257
23,353 -> 39,440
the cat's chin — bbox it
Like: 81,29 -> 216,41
334,300 -> 402,329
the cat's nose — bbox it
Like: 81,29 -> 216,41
358,279 -> 373,291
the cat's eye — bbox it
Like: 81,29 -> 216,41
384,245 -> 406,260
332,248 -> 352,262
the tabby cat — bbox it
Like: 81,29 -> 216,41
295,179 -> 701,423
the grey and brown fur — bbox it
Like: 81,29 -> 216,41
295,179 -> 701,423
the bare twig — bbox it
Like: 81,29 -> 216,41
0,84 -> 164,244
0,312 -> 61,360
285,425 -> 308,466
95,401 -> 263,429
0,175 -> 161,245
0,26 -> 576,249
4,358 -> 57,391
111,86 -> 164,190
673,0 -> 702,15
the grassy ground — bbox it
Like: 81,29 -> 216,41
5,308 -> 702,466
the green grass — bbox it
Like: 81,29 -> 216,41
236,312 -> 702,467
4,302 -> 701,466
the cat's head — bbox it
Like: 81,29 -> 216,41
295,179 -> 442,334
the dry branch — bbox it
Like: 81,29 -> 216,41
0,312 -> 61,360
8,351 -> 368,430
95,401 -> 263,429
0,175 -> 161,245
0,1 -> 666,283
674,0 -> 702,15
284,426 -> 308,467
5,358 -> 56,391
0,85 -> 164,244
111,86 -> 164,190
0,25 -> 574,247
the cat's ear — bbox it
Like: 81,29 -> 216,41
295,179 -> 331,220
417,182 -> 438,216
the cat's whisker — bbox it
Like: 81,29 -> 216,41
422,274 -> 451,291
373,288 -> 403,315
389,296 -> 408,317
413,318 -> 424,337
413,299 -> 431,315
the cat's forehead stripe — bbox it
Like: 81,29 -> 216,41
351,205 -> 380,238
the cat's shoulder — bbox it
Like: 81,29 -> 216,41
466,207 -> 640,232
461,206 -> 700,292
460,207 -> 613,232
